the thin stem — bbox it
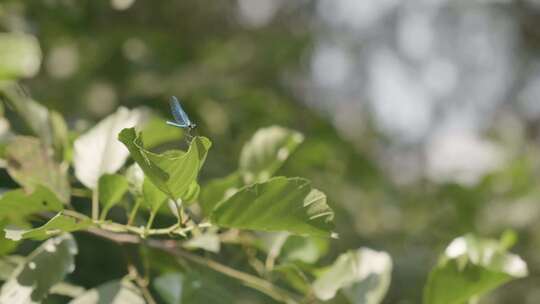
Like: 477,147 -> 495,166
92,188 -> 99,221
138,283 -> 157,304
127,198 -> 142,226
82,226 -> 300,304
63,210 -> 90,220
126,252 -> 157,304
171,199 -> 183,225
99,207 -> 110,221
71,187 -> 92,198
145,212 -> 157,232
173,249 -> 298,304
98,221 -> 210,238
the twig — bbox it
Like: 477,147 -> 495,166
171,249 -> 298,304
82,226 -> 299,304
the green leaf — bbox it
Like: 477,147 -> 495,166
98,174 -> 129,219
5,136 -> 70,202
313,248 -> 392,303
153,272 -> 234,304
0,83 -> 64,151
69,279 -> 145,304
273,264 -> 311,294
74,107 -> 146,189
49,110 -> 71,161
118,128 -> 211,201
182,181 -> 201,204
5,213 -> 92,241
0,33 -> 41,79
210,177 -> 335,237
0,234 -> 78,303
140,116 -> 184,148
142,178 -> 168,214
200,173 -> 242,216
0,186 -> 63,221
280,235 -> 329,264
0,219 -> 19,256
239,126 -> 304,183
423,234 -> 528,304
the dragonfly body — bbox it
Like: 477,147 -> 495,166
167,96 -> 197,130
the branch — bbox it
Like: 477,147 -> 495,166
82,227 -> 299,304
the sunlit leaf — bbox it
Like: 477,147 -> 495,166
423,234 -> 528,304
0,186 -> 63,221
153,272 -> 234,304
0,33 -> 41,79
5,213 -> 92,241
142,178 -> 168,215
210,177 -> 335,237
239,126 -> 304,183
182,181 -> 201,204
74,107 -> 146,189
69,279 -> 145,304
98,174 -> 129,219
313,248 -> 392,303
118,128 -> 211,201
200,173 -> 241,216
140,116 -> 183,148
280,235 -> 329,264
0,219 -> 19,256
0,256 -> 83,297
0,234 -> 78,304
5,136 -> 70,202
0,83 -> 63,150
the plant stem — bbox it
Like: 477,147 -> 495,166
71,187 -> 92,198
92,189 -> 99,221
98,221 -> 210,238
174,249 -> 299,304
99,207 -> 110,221
127,198 -> 141,226
145,212 -> 157,232
82,225 -> 300,304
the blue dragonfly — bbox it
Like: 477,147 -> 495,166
166,96 -> 197,130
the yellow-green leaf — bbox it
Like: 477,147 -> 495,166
423,233 -> 528,304
313,248 -> 392,303
0,234 -> 78,303
5,136 -> 70,202
210,177 -> 335,237
118,128 -> 211,201
239,126 -> 304,183
5,213 -> 92,241
0,186 -> 63,221
98,174 -> 129,219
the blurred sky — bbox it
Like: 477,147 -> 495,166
13,0 -> 539,187
237,0 -> 538,187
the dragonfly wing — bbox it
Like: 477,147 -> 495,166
169,96 -> 192,125
166,121 -> 188,128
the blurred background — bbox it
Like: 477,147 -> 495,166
2,0 -> 540,303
